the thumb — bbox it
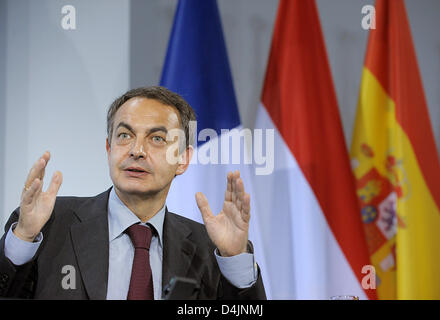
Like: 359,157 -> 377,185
195,192 -> 214,224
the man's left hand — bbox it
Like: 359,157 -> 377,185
196,170 -> 250,257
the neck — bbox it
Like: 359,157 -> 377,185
114,187 -> 168,222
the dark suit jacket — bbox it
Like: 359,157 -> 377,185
0,188 -> 266,299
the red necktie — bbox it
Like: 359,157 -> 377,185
126,224 -> 154,300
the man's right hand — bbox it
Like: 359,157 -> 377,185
14,151 -> 63,242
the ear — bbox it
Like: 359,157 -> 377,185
175,145 -> 194,176
106,138 -> 111,155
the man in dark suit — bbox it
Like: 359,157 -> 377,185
0,86 -> 266,300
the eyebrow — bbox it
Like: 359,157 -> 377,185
115,121 -> 168,136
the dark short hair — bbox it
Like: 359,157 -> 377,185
107,86 -> 196,149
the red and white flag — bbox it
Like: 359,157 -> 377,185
252,0 -> 376,299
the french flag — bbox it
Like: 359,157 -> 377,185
160,0 -> 271,296
251,0 -> 376,299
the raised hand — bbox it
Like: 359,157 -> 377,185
14,151 -> 63,242
195,171 -> 250,257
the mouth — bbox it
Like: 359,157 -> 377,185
123,166 -> 150,177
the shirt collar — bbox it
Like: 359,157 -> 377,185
108,187 -> 165,245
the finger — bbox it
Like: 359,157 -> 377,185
39,151 -> 50,181
195,192 -> 215,224
235,178 -> 245,211
241,193 -> 251,223
224,171 -> 233,202
33,177 -> 44,200
24,151 -> 50,189
46,171 -> 63,197
231,171 -> 238,203
21,178 -> 42,206
24,158 -> 44,190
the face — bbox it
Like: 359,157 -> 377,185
106,97 -> 192,199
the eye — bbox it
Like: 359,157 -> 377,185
118,132 -> 131,140
152,136 -> 166,144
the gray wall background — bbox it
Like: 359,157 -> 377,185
1,0 -> 439,231
0,0 -> 6,231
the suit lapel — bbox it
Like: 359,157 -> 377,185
162,210 -> 197,288
70,189 -> 111,300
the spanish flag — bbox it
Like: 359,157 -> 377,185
351,0 -> 440,299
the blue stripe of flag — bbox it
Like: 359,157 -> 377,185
160,0 -> 240,146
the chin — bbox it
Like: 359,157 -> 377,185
115,182 -> 160,197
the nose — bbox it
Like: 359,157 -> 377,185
129,138 -> 147,160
